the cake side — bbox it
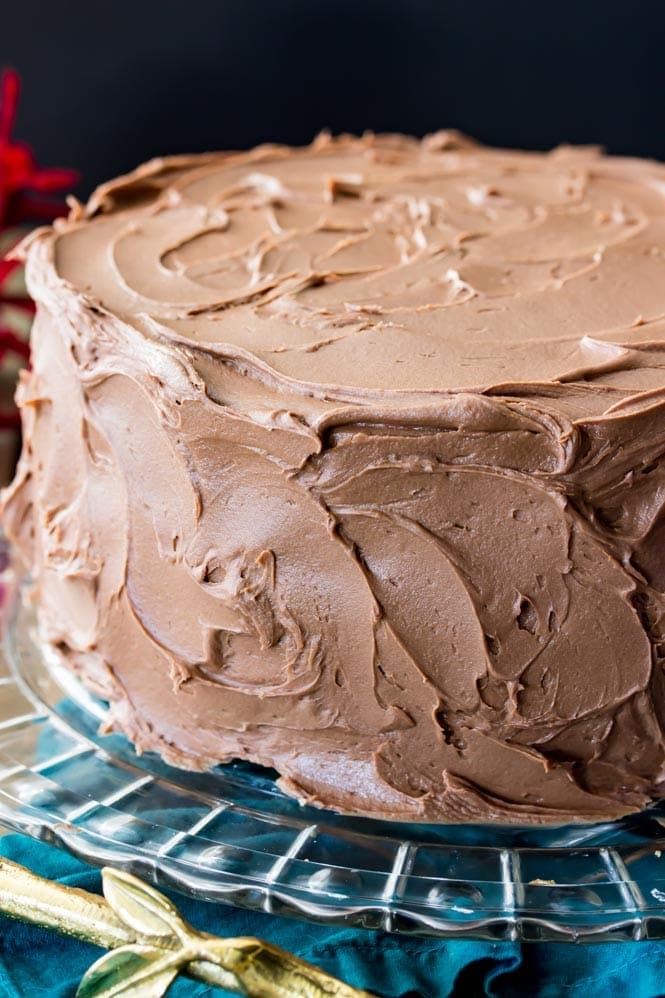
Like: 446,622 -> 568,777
4,134 -> 665,823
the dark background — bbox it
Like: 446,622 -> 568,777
3,0 -> 665,195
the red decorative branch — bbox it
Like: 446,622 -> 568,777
0,67 -> 77,426
0,68 -> 78,229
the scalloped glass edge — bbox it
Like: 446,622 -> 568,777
3,551 -> 665,941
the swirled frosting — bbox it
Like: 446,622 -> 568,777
5,132 -> 665,823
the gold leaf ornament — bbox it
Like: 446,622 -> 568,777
77,945 -> 181,998
0,857 -> 372,997
102,869 -> 192,942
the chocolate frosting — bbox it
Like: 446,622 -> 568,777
5,132 -> 665,823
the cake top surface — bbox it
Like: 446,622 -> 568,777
30,132 -> 665,400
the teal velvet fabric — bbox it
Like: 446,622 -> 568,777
0,834 -> 663,997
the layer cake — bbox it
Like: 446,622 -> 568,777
5,132 -> 665,823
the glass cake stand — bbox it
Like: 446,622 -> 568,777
2,557 -> 665,942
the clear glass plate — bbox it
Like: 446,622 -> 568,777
3,556 -> 665,941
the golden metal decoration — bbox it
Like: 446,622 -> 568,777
0,856 -> 373,997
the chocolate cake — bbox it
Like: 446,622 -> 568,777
5,131 -> 665,824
